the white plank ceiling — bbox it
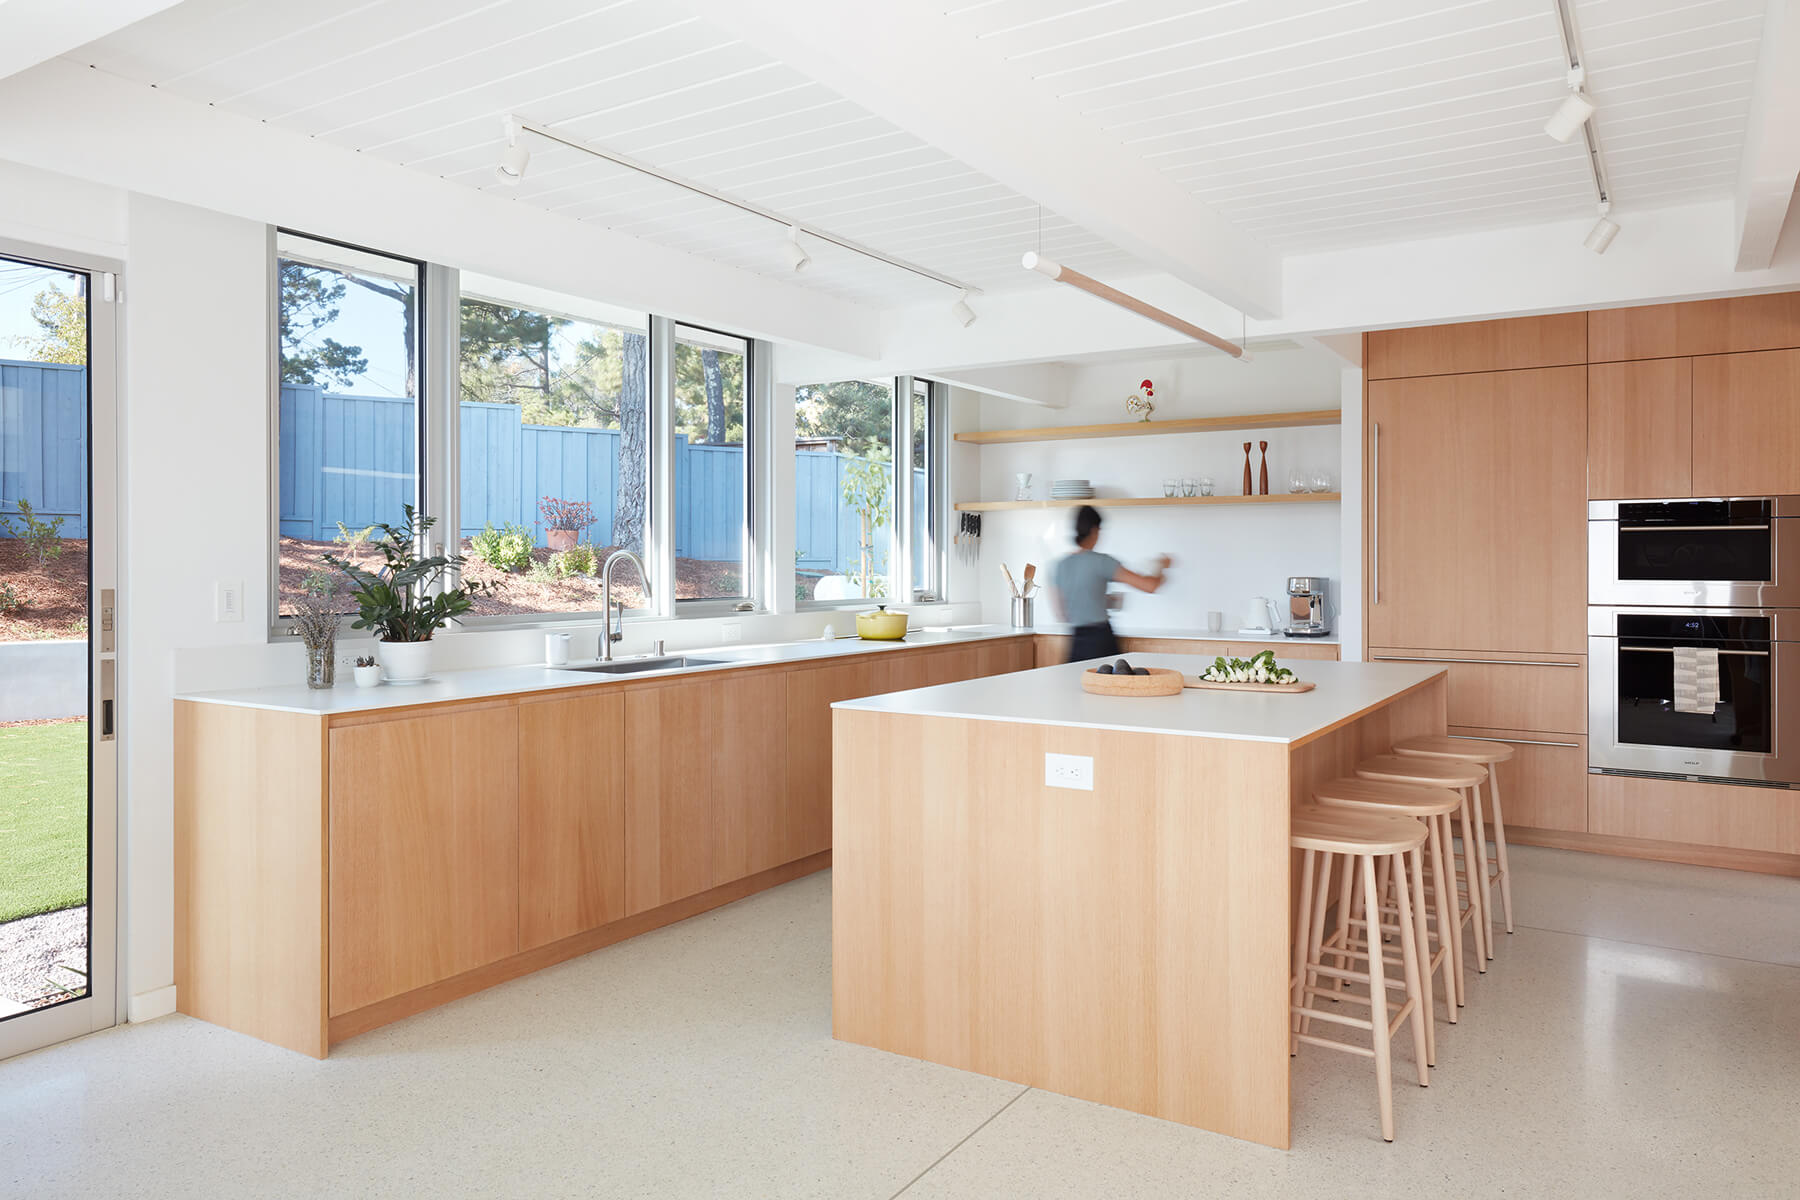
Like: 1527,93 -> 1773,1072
68,0 -> 1765,304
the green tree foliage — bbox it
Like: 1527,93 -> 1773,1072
459,299 -> 558,407
13,284 -> 86,365
842,452 -> 892,597
278,262 -> 369,389
795,380 -> 892,458
673,342 -> 744,445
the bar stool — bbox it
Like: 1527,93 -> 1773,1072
1290,805 -> 1431,1143
1394,735 -> 1517,938
1312,777 -> 1465,1064
1355,754 -> 1492,968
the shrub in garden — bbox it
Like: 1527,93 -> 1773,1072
470,522 -> 534,573
0,499 -> 66,567
552,544 -> 598,578
0,581 -> 21,613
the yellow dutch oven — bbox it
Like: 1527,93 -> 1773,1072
855,605 -> 909,640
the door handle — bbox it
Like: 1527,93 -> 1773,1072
1372,655 -> 1582,668
1454,734 -> 1581,749
1370,421 -> 1379,605
100,658 -> 116,741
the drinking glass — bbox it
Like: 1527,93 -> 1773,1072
1181,478 -> 1198,498
1162,478 -> 1178,498
1311,471 -> 1334,493
1288,470 -> 1307,494
1198,477 -> 1215,497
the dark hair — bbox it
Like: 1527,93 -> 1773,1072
1073,505 -> 1102,543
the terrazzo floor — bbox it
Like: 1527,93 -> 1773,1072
1,844 -> 1796,1199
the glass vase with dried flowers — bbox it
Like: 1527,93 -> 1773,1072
294,570 -> 342,689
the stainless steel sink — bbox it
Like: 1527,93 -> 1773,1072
563,655 -> 725,675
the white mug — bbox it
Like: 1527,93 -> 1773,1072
545,632 -> 571,666
1206,610 -> 1223,633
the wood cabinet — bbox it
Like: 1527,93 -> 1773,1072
624,678 -> 715,914
327,705 -> 521,1016
518,692 -> 626,951
787,658 -> 886,859
1445,726 -> 1587,833
1366,313 -> 1587,380
1036,634 -> 1341,665
1588,292 -> 1800,362
1367,648 -> 1586,734
1691,349 -> 1800,496
1587,358 -> 1692,498
1368,366 -> 1587,653
1589,773 -> 1800,856
710,670 -> 791,885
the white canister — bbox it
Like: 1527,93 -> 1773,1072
545,632 -> 572,666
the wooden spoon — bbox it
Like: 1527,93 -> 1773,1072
1001,563 -> 1019,597
1021,562 -> 1037,597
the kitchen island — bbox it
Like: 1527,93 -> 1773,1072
829,656 -> 1447,1149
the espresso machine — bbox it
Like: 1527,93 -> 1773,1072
1284,576 -> 1331,637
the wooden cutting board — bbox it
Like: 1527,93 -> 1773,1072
1081,667 -> 1186,696
1184,678 -> 1316,694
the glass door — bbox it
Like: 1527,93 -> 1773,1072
0,241 -> 119,1058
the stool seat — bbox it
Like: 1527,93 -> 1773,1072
1394,735 -> 1516,765
1292,805 -> 1428,856
1357,753 -> 1488,790
1313,777 -> 1461,817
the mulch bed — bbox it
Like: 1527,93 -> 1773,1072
279,537 -> 747,618
0,538 -> 88,642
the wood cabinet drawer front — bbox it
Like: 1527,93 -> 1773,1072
1369,649 -> 1585,733
1588,293 -> 1800,362
1589,774 -> 1800,855
1446,726 -> 1587,833
1367,313 -> 1587,379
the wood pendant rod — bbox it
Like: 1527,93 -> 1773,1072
1022,252 -> 1249,360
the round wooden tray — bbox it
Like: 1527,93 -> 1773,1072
1081,666 -> 1186,696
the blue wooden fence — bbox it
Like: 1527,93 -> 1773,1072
281,386 -> 923,575
0,359 -> 88,539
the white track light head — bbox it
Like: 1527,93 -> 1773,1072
496,115 -> 530,184
1584,209 -> 1620,254
950,290 -> 976,328
784,226 -> 811,272
1545,90 -> 1595,142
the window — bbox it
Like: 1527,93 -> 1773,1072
275,233 -> 422,616
794,379 -> 895,602
672,325 -> 751,603
456,286 -> 650,616
909,379 -> 938,600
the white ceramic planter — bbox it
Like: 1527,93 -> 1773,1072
377,639 -> 433,683
353,664 -> 383,688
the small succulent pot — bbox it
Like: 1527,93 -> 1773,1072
353,664 -> 383,688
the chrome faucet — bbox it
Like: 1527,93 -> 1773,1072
601,549 -> 650,661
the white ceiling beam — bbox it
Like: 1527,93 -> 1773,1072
1733,0 -> 1800,271
680,0 -> 1282,320
0,0 -> 184,82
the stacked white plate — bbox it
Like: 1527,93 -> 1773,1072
1051,479 -> 1096,500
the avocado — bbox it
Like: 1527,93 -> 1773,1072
1113,658 -> 1132,674
1095,663 -> 1115,674
1133,666 -> 1150,676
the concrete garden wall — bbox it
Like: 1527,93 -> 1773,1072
0,640 -> 85,723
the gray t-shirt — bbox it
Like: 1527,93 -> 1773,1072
1051,550 -> 1120,626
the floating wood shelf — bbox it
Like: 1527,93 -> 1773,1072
954,493 -> 1341,513
953,408 -> 1340,445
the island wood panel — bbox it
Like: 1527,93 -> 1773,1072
1691,349 -> 1800,496
1587,358 -> 1693,498
1366,648 -> 1586,734
710,669 -> 792,885
327,704 -> 520,1017
1588,774 -> 1800,856
518,691 -> 627,951
1445,726 -> 1587,833
1587,292 -> 1800,362
1367,366 -> 1587,654
174,702 -> 329,1058
787,657 -> 889,859
623,678 -> 715,914
832,709 -> 1294,1148
1365,312 -> 1587,380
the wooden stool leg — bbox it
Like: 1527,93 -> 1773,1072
1489,765 -> 1515,934
1374,856 -> 1392,941
1392,850 -> 1430,1085
1291,848 -> 1317,1055
1457,788 -> 1489,970
1430,811 -> 1464,1012
1470,781 -> 1496,959
1331,852 -> 1355,995
1361,854 -> 1396,1142
1301,848 -> 1332,1035
1406,842 -> 1436,1065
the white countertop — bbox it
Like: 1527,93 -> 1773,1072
176,625 -> 1032,716
1029,622 -> 1339,645
833,656 -> 1442,745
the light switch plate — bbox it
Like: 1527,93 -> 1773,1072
215,580 -> 244,623
1045,752 -> 1093,791
720,621 -> 742,643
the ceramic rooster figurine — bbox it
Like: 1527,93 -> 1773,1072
1125,378 -> 1155,422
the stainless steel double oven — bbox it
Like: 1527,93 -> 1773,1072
1589,496 -> 1800,788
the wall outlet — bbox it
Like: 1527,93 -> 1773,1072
720,621 -> 742,643
1044,752 -> 1093,791
214,580 -> 244,623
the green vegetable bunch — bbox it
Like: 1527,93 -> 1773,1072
1200,649 -> 1297,685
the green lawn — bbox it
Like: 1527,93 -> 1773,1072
0,720 -> 88,923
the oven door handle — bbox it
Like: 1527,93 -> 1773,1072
1618,645 -> 1771,657
1617,524 -> 1771,532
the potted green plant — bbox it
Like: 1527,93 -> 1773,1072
324,506 -> 495,683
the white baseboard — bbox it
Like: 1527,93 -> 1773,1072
128,985 -> 177,1023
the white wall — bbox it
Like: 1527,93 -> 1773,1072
968,346 -> 1351,633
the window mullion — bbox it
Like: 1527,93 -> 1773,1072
424,262 -> 459,577
647,315 -> 678,619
